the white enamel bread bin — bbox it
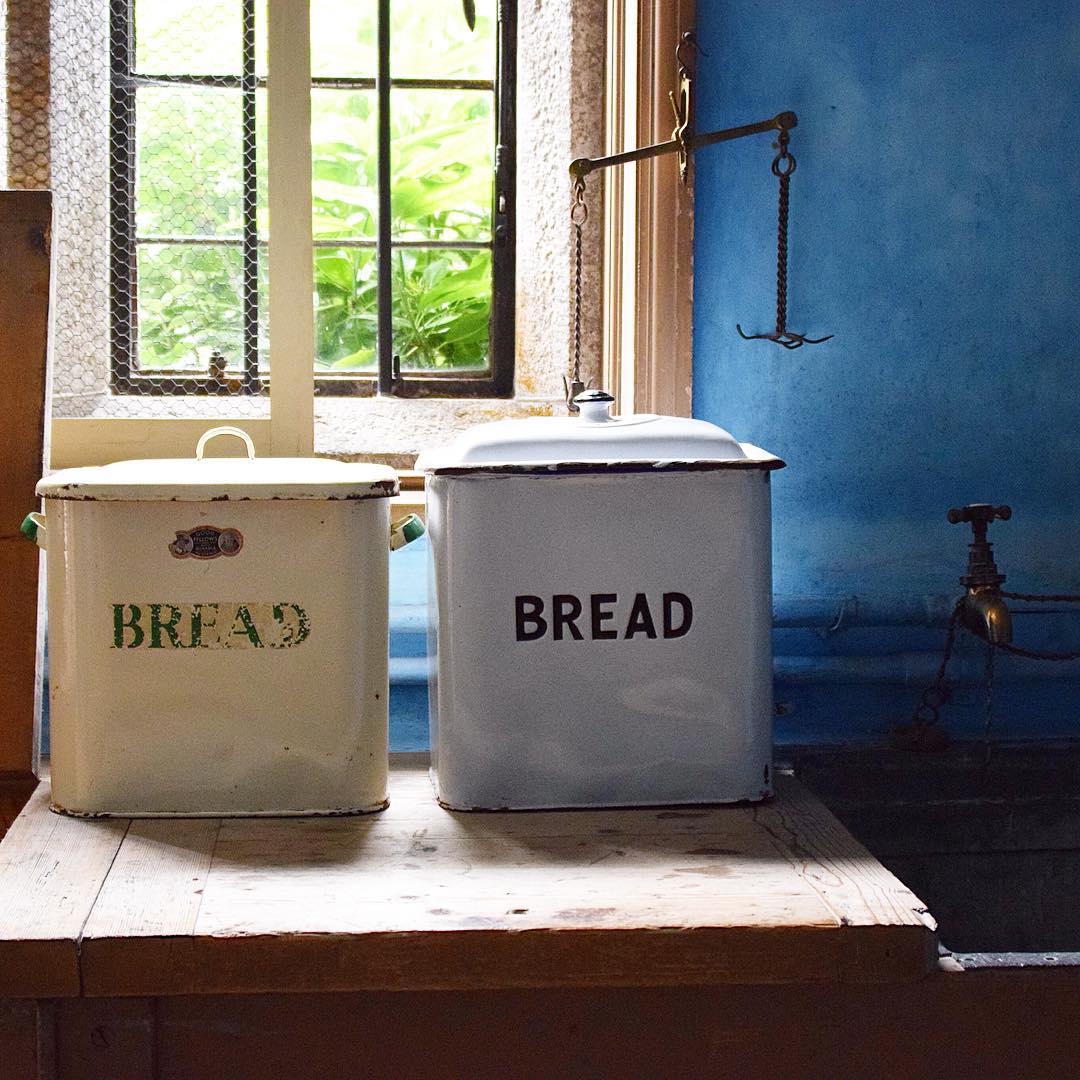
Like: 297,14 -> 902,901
418,391 -> 785,810
30,427 -> 422,817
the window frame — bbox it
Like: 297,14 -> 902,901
107,0 -> 517,401
603,0 -> 695,418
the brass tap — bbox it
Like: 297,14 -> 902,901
947,504 -> 1013,645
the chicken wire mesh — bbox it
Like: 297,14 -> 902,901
49,0 -> 113,417
111,0 -> 267,396
0,1 -> 6,186
50,0 -> 270,417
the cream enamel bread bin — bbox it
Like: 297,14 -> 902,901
31,427 -> 422,817
417,391 -> 785,811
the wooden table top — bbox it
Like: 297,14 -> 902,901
0,762 -> 937,999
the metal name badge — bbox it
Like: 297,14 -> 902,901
169,526 -> 244,560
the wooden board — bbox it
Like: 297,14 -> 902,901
0,190 -> 52,776
0,998 -> 38,1080
0,764 -> 937,998
40,966 -> 1080,1080
0,786 -> 128,997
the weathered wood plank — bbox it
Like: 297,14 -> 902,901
82,819 -> 219,940
763,772 -> 939,980
1,766 -> 937,997
27,964 -> 1080,1080
86,926 -> 849,998
0,190 -> 52,776
53,998 -> 155,1080
0,997 -> 38,1080
767,772 -> 937,930
0,785 -> 127,997
79,819 -> 219,998
145,967 -> 1080,1080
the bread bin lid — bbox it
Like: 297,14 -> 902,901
417,390 -> 784,473
36,426 -> 398,502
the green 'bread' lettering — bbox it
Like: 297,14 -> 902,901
110,602 -> 310,649
190,603 -> 217,648
112,604 -> 144,648
229,605 -> 263,648
149,603 -> 186,648
272,603 -> 311,648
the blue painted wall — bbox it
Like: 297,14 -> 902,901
693,0 -> 1080,741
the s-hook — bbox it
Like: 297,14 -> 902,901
671,31 -> 700,184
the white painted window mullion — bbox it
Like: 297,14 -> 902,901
267,0 -> 315,456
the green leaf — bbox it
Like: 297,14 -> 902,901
314,253 -> 356,293
332,348 -> 375,369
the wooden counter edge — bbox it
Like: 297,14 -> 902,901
78,921 -> 937,998
0,938 -> 81,999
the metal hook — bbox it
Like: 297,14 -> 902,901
737,115 -> 833,349
670,90 -> 692,184
736,326 -> 834,349
675,31 -> 705,77
669,34 -> 700,184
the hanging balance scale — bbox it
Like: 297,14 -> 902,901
564,32 -> 831,409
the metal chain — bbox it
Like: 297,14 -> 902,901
982,640 -> 996,776
773,128 -> 794,338
736,127 -> 831,350
909,603 -> 962,729
994,588 -> 1080,660
930,588 -> 1080,693
566,176 -> 588,412
904,589 -> 1080,750
993,641 -> 1080,661
1001,591 -> 1080,603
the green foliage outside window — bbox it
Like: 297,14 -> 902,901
133,0 -> 497,376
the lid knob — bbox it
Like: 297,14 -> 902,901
573,388 -> 615,424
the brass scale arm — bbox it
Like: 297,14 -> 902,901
569,111 -> 798,183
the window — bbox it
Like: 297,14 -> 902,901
46,0 -> 600,463
108,0 -> 515,400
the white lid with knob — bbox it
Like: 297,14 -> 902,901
417,389 -> 783,473
36,425 -> 398,502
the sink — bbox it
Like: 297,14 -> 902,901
789,741 -> 1080,956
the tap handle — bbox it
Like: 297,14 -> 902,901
947,504 -> 1011,527
949,505 -> 1011,592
